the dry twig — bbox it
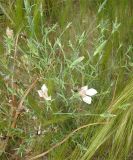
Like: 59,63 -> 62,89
28,122 -> 107,160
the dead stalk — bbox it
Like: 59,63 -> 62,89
28,122 -> 108,160
11,77 -> 38,128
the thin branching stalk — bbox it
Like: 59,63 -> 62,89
28,122 -> 108,160
2,77 -> 38,155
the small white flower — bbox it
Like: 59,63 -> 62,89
37,84 -> 51,101
79,86 -> 97,104
6,27 -> 13,39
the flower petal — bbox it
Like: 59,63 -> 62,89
85,88 -> 97,96
38,90 -> 44,97
6,27 -> 13,39
45,96 -> 51,101
82,96 -> 92,104
81,85 -> 88,91
41,84 -> 48,93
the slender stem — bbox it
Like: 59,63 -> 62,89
11,77 -> 38,128
28,122 -> 108,160
2,78 -> 38,155
11,34 -> 19,114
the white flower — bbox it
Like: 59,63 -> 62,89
37,84 -> 51,101
79,86 -> 97,104
6,27 -> 13,39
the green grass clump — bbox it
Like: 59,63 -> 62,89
0,0 -> 133,160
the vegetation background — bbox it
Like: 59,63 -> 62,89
0,0 -> 133,160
